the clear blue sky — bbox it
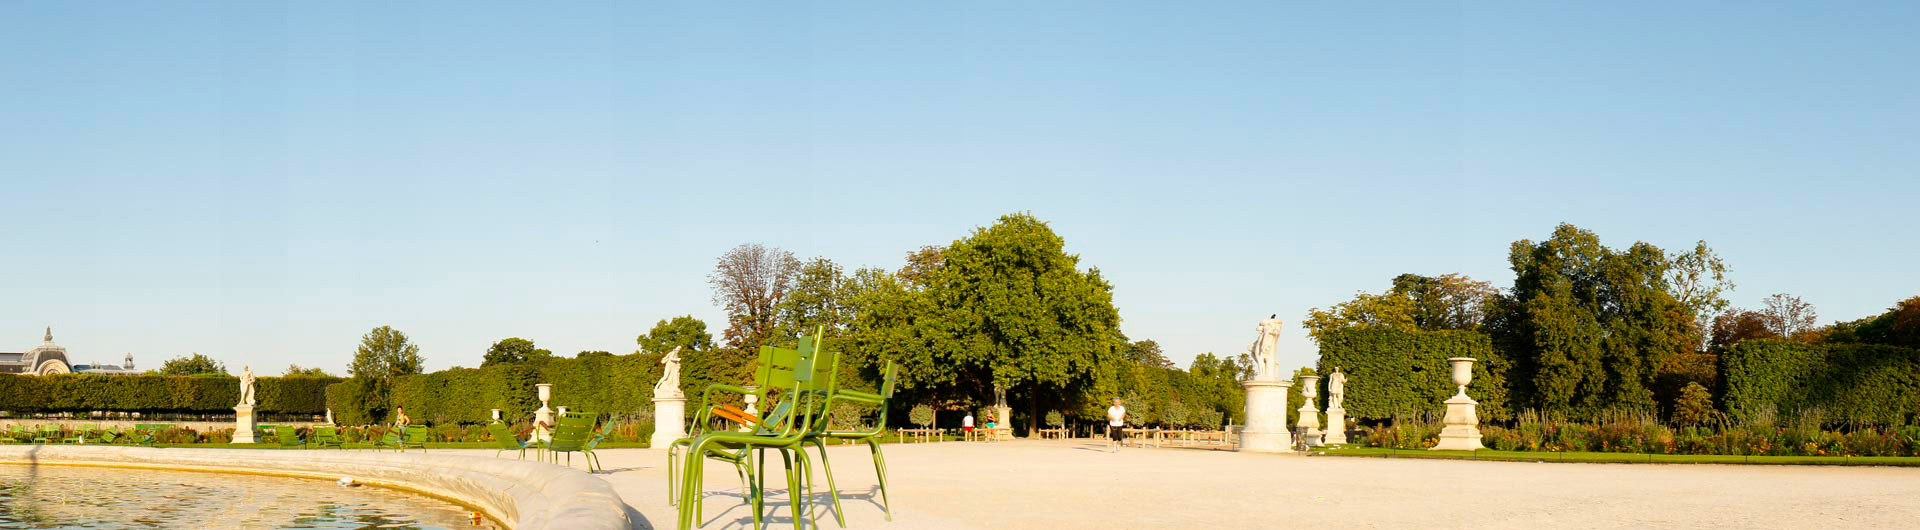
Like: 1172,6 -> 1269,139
3,2 -> 1915,376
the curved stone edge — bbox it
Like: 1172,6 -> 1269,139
0,445 -> 641,530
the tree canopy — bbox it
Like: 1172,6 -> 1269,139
345,325 -> 425,422
636,315 -> 716,355
709,243 -> 801,350
481,337 -> 552,366
158,353 -> 227,376
283,364 -> 332,377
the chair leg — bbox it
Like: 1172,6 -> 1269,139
810,439 -> 846,528
783,449 -> 805,530
797,447 -> 821,528
867,438 -> 892,521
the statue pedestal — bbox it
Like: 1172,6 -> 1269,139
1297,403 -> 1323,447
1432,393 -> 1484,451
1239,380 -> 1293,453
650,397 -> 686,448
534,406 -> 553,443
1324,406 -> 1348,445
233,404 -> 257,444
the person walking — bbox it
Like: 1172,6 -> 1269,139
1107,397 -> 1127,452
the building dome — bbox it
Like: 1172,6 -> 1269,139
21,327 -> 71,376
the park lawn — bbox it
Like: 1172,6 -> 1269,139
1318,446 -> 1920,466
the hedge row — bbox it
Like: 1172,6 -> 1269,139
327,353 -> 664,426
1314,328 -> 1511,422
0,374 -> 339,414
1720,339 -> 1920,426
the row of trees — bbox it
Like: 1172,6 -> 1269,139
1307,222 -> 1915,425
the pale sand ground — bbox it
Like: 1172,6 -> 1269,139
441,439 -> 1920,529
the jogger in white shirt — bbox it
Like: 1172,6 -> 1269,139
1106,397 -> 1126,452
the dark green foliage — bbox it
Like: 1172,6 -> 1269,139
0,374 -> 338,414
1494,224 -> 1697,417
1828,296 -> 1920,349
482,337 -> 552,367
637,316 -> 717,355
1719,339 -> 1920,426
1673,382 -> 1715,426
329,351 -> 675,426
1314,328 -> 1510,422
157,353 -> 227,376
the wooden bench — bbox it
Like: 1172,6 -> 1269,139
895,428 -> 942,443
1036,428 -> 1069,440
1122,428 -> 1161,448
1158,429 -> 1238,451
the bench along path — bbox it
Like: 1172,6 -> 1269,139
448,438 -> 1920,529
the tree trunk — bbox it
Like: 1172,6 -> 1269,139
1029,391 -> 1040,438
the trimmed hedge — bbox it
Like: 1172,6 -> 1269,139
1314,328 -> 1510,422
0,374 -> 340,414
1720,339 -> 1920,426
329,352 -> 664,426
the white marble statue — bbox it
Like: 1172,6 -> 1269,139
653,346 -> 684,399
238,365 -> 257,407
1328,368 -> 1347,409
1247,315 -> 1286,381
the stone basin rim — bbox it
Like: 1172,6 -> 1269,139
0,445 -> 642,530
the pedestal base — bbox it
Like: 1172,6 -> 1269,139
1432,394 -> 1484,451
650,397 -> 687,449
1239,379 -> 1293,453
1297,405 -> 1323,447
534,406 -> 553,443
1324,407 -> 1348,445
233,405 -> 257,444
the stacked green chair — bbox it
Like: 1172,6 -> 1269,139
126,427 -> 158,446
96,428 -> 120,444
0,425 -> 21,444
486,422 -> 533,459
401,425 -> 431,452
667,345 -> 776,506
804,361 -> 899,525
64,428 -> 89,444
376,427 -> 403,451
35,425 -> 59,444
312,426 -> 344,449
674,328 -> 838,530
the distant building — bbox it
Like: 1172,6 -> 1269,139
0,328 -> 140,375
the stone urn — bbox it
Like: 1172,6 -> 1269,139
1433,357 -> 1484,450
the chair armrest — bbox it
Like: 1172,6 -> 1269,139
835,389 -> 884,401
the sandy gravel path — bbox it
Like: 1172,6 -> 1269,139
441,439 -> 1920,529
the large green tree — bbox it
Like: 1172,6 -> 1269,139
158,353 -> 227,376
929,213 -> 1125,434
346,325 -> 425,422
773,257 -> 852,340
1492,224 -> 1698,417
481,337 -> 552,367
636,315 -> 717,355
1302,273 -> 1495,342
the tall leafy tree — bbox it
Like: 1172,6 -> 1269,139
1303,273 -> 1494,342
709,243 -> 801,350
636,315 -> 716,355
1123,340 -> 1174,369
930,213 -> 1124,434
481,337 -> 552,366
346,325 -> 425,422
158,353 -> 227,376
283,364 -> 332,377
1493,224 -> 1698,417
773,257 -> 852,340
1709,309 -> 1778,353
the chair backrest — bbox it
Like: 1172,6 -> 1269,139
405,425 -> 432,443
314,426 -> 339,440
277,427 -> 301,445
486,422 -> 522,449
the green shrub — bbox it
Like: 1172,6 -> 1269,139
1315,328 -> 1510,422
1720,339 -> 1920,426
0,374 -> 337,415
328,352 -> 666,426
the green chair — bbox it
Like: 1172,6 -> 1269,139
375,427 -> 403,451
0,425 -> 22,444
675,328 -> 838,530
275,426 -> 305,448
312,426 -> 344,449
63,428 -> 89,444
126,427 -> 158,446
544,412 -> 598,471
667,345 -> 777,505
35,425 -> 59,444
401,425 -> 431,452
97,428 -> 121,444
805,361 -> 899,525
486,422 -> 533,459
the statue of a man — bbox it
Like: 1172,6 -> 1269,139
653,346 -> 684,399
238,365 -> 257,407
1248,315 -> 1285,380
1328,367 -> 1347,409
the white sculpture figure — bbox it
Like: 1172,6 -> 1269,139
1247,315 -> 1286,381
653,346 -> 685,399
325,408 -> 335,425
1328,368 -> 1346,410
238,365 -> 257,406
